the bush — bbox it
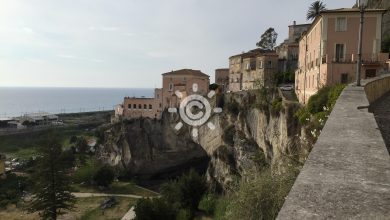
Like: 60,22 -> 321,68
271,97 -> 283,112
134,198 -> 175,220
221,168 -> 299,220
213,198 -> 230,220
72,159 -> 101,184
0,173 -> 29,208
295,107 -> 310,125
160,169 -> 207,213
176,208 -> 192,220
327,84 -> 346,108
198,193 -> 216,215
93,165 -> 115,187
226,100 -> 240,116
307,87 -> 330,114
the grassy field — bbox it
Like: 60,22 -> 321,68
0,196 -> 137,220
0,126 -> 95,159
72,181 -> 158,197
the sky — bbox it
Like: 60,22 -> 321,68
0,0 -> 356,88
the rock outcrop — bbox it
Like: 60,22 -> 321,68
98,90 -> 309,191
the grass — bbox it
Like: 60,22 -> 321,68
0,196 -> 137,220
0,126 -> 95,159
72,181 -> 158,197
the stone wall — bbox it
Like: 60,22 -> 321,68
364,74 -> 390,103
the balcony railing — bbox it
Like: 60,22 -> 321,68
320,53 -> 389,64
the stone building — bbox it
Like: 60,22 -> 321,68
295,8 -> 389,104
228,49 -> 278,92
115,69 -> 209,120
276,21 -> 311,72
215,68 -> 229,93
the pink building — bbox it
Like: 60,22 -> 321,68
115,69 -> 209,120
295,8 -> 389,104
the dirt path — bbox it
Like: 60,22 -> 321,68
121,206 -> 136,220
72,192 -> 144,199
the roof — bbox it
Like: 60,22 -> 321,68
298,8 -> 386,42
162,69 -> 209,78
215,68 -> 229,71
288,23 -> 311,27
321,8 -> 386,14
229,48 -> 277,59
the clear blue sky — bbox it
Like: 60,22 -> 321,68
0,0 -> 355,88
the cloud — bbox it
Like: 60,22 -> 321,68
88,26 -> 119,32
56,54 -> 103,63
146,51 -> 171,58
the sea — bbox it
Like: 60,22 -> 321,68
0,87 -> 154,117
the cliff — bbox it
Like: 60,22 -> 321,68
97,90 -> 310,191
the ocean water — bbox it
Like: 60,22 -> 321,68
0,87 -> 154,117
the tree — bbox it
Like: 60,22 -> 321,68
28,133 -> 75,220
307,1 -> 326,20
256,28 -> 278,50
93,165 -> 115,187
134,198 -> 175,220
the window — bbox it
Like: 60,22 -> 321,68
149,104 -> 152,109
336,17 -> 347,32
267,61 -> 272,68
335,44 -> 345,62
138,104 -> 141,109
159,103 -> 162,108
245,63 -> 250,70
128,104 -> 131,109
144,104 -> 147,109
133,104 -> 136,109
258,61 -> 263,69
169,83 -> 173,91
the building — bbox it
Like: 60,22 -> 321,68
19,112 -> 59,125
228,49 -> 279,92
276,21 -> 311,72
295,8 -> 389,104
0,154 -> 5,179
162,69 -> 210,108
115,69 -> 210,120
215,68 -> 229,93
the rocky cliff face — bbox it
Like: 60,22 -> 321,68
97,90 -> 309,191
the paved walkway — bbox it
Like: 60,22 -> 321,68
121,206 -> 136,220
72,192 -> 144,199
370,91 -> 390,153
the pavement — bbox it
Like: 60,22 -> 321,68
121,206 -> 136,220
369,91 -> 390,153
72,192 -> 144,199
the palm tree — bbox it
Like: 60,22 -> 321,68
307,1 -> 327,20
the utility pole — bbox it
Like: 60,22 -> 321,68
356,0 -> 366,86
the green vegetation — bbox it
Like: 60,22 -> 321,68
134,169 -> 207,220
306,1 -> 326,21
271,97 -> 283,112
295,84 -> 346,140
27,132 -> 76,220
0,126 -> 94,158
0,173 -> 29,208
93,165 -> 115,188
209,83 -> 219,91
256,27 -> 278,50
276,71 -> 295,85
198,193 -> 217,215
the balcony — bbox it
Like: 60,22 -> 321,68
321,53 -> 389,64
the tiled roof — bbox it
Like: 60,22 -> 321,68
229,48 -> 277,59
162,69 -> 209,78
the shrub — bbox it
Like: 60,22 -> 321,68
93,165 -> 115,187
295,107 -> 310,125
307,87 -> 330,114
72,159 -> 101,184
176,208 -> 192,220
134,198 -> 175,220
271,97 -> 283,112
213,197 -> 230,220
327,84 -> 346,108
198,193 -> 216,215
226,100 -> 240,116
0,173 -> 28,208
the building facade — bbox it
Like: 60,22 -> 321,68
295,8 -> 389,104
215,68 -> 229,93
277,21 -> 311,72
115,69 -> 209,120
228,49 -> 278,92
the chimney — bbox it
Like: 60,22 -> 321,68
293,21 -> 296,26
